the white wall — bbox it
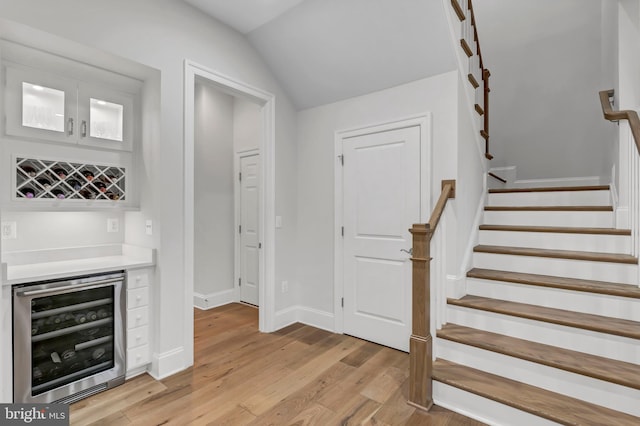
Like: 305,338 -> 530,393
475,0 -> 613,182
194,82 -> 234,297
233,98 -> 262,153
295,71 -> 458,314
1,211 -> 125,252
0,0 -> 298,378
618,0 -> 640,109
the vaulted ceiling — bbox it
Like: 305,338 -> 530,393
183,0 -> 456,109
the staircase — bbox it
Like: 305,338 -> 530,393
432,185 -> 640,425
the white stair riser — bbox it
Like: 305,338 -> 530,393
466,278 -> 640,321
483,210 -> 613,227
472,252 -> 637,285
446,306 -> 640,364
434,381 -> 560,426
436,339 -> 640,417
478,230 -> 630,254
488,191 -> 610,207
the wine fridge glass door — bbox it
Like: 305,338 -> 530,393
13,272 -> 126,403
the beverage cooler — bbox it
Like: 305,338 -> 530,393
12,271 -> 126,403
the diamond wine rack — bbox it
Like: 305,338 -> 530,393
16,157 -> 126,201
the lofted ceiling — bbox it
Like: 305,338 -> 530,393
182,0 -> 456,109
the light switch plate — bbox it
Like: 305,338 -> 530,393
145,219 -> 153,236
107,218 -> 119,233
1,222 -> 17,240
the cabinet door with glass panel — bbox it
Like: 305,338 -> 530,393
4,63 -> 134,151
5,64 -> 78,145
77,84 -> 133,151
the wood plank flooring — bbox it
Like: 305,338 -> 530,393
70,303 -> 484,425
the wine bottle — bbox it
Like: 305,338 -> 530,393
74,313 -> 87,324
86,310 -> 98,321
82,170 -> 94,181
67,179 -> 82,191
20,187 -> 36,198
92,346 -> 106,360
96,308 -> 109,319
61,349 -> 77,361
53,168 -> 67,179
51,189 -> 66,199
37,178 -> 51,190
94,181 -> 107,193
79,189 -> 96,199
21,165 -> 37,177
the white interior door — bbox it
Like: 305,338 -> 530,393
342,126 -> 421,352
240,154 -> 260,306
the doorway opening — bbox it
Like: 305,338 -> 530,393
184,60 -> 276,367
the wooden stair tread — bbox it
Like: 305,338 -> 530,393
432,359 -> 640,426
474,244 -> 638,264
437,324 -> 640,390
489,185 -> 610,194
467,268 -> 640,299
448,295 -> 640,339
478,224 -> 631,235
485,205 -> 612,211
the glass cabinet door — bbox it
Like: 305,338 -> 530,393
4,63 -> 78,144
78,84 -> 133,152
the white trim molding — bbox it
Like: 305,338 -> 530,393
150,346 -> 185,380
183,60 -> 276,371
274,305 -> 335,333
193,289 -> 235,310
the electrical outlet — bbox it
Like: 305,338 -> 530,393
107,218 -> 119,233
145,219 -> 153,236
1,222 -> 17,240
281,280 -> 289,293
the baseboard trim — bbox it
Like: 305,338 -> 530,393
274,305 -> 335,332
193,289 -> 234,310
149,346 -> 186,380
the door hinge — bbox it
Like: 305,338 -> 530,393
239,225 -> 242,234
341,226 -> 344,237
239,172 -> 242,181
338,155 -> 344,166
239,278 -> 241,287
341,297 -> 344,308
258,242 -> 262,249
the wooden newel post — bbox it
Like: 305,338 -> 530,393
407,223 -> 434,412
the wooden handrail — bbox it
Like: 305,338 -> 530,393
452,0 -> 493,160
599,89 -> 640,154
408,180 -> 456,411
488,172 -> 507,183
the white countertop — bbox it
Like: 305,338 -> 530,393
1,244 -> 155,285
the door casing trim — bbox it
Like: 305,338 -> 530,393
184,60 -> 276,369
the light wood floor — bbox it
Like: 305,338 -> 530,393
70,303 -> 485,425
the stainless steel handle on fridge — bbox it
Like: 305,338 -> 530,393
15,278 -> 124,297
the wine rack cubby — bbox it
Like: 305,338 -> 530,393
16,157 -> 126,201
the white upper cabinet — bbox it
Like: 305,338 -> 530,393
4,62 -> 135,151
5,64 -> 78,145
78,83 -> 133,151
